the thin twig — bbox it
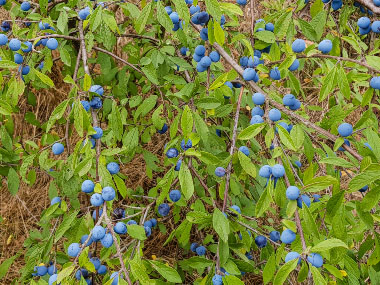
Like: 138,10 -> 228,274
222,87 -> 244,213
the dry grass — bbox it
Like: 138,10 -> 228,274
0,1 -> 375,284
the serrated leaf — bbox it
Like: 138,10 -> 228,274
238,151 -> 256,177
213,208 -> 229,242
273,259 -> 298,285
135,2 -> 152,34
179,163 -> 194,200
149,260 -> 182,283
156,1 -> 173,31
310,238 -> 348,252
238,123 -> 265,140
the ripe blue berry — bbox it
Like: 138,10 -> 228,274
337,123 -> 353,137
196,245 -> 206,256
286,186 -> 300,200
239,146 -> 250,156
90,257 -> 101,270
318,39 -> 332,54
288,59 -> 300,71
92,225 -> 106,240
158,123 -> 168,134
209,51 -> 220,62
269,67 -> 281,80
231,205 -> 241,214
89,85 -> 104,96
283,94 -> 295,106
357,16 -> 371,28
251,106 -> 264,116
291,39 -> 306,53
46,38 -> 58,50
307,253 -> 323,267
82,180 -> 94,193
252,92 -> 265,105
91,126 -> 103,139
259,165 -> 272,178
21,1 -> 31,11
50,197 -> 61,206
370,76 -> 380,89
250,115 -> 264,124
101,186 -> 115,201
255,235 -> 267,248
98,265 -> 107,275
107,162 -> 120,174
280,229 -> 296,244
158,203 -> 170,216
190,242 -> 199,252
67,243 -> 80,257
52,143 -> 64,155
297,194 -> 311,208
169,189 -> 181,202
166,148 -> 179,158
81,100 -> 90,111
101,233 -> 113,248
243,68 -> 257,81
269,108 -> 281,121
215,167 -> 226,177
90,193 -> 104,206
269,230 -> 280,242
285,252 -> 301,264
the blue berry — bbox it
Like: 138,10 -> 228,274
269,108 -> 281,121
80,234 -> 93,247
209,51 -> 220,62
166,148 -> 179,158
318,39 -> 332,54
46,38 -> 58,50
307,253 -> 323,267
158,123 -> 168,134
98,265 -> 107,275
91,127 -> 103,139
243,68 -> 257,81
67,243 -> 80,257
271,164 -> 285,178
370,77 -> 380,89
280,229 -> 296,244
78,7 -> 91,20
252,92 -> 265,105
289,99 -> 301,110
107,162 -> 120,174
144,226 -> 152,237
286,186 -> 300,200
102,186 -> 116,201
292,39 -> 306,53
255,235 -> 267,248
90,193 -> 104,206
212,274 -> 223,285
90,97 -> 102,109
259,165 -> 272,178
50,197 -> 61,206
269,67 -> 281,80
215,167 -> 226,177
81,180 -> 94,193
251,106 -> 264,116
358,17 -> 371,29
21,1 -> 31,11
92,225 -> 106,240
89,85 -> 104,96
297,194 -> 311,208
90,257 -> 101,270
81,100 -> 90,111
190,242 -> 199,252
250,115 -> 264,124
196,245 -> 206,256
337,123 -> 353,137
288,59 -> 300,71
283,94 -> 295,106
52,143 -> 64,155
169,189 -> 181,202
239,146 -> 250,156
158,203 -> 170,216
269,230 -> 280,242
0,34 -> 8,46
174,159 -> 182,171
101,233 -> 113,248
285,252 -> 301,264
231,205 -> 241,214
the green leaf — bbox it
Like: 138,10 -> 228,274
304,175 -> 338,192
55,211 -> 79,242
277,125 -> 296,151
57,264 -> 75,283
181,105 -> 193,137
337,66 -> 350,100
130,257 -> 150,283
46,100 -> 69,133
0,60 -> 19,69
238,151 -> 256,177
363,129 -> 380,163
149,260 -> 182,283
205,0 -> 222,23
324,264 -> 344,280
319,157 -> 355,168
219,2 -> 243,16
349,164 -> 380,191
255,30 -> 276,43
263,254 -> 276,284
179,163 -> 194,200
273,259 -> 298,285
213,208 -> 229,242
7,168 -> 20,195
310,10 -> 326,41
141,64 -> 159,85
172,0 -> 190,25
238,123 -> 265,140
310,238 -> 348,252
110,101 -> 123,141
366,55 -> 380,71
134,95 -> 158,122
274,12 -> 292,39
214,21 -> 225,45
290,125 -> 304,150
255,188 -> 271,217
310,0 -> 323,17
135,2 -> 153,34
156,1 -> 173,31
114,175 -> 127,198
319,66 -> 337,101
310,266 -> 327,285
75,157 -> 92,177
223,275 -> 244,285
35,69 -> 54,87
0,254 -> 20,280
127,224 -> 147,240
298,18 -> 317,41
103,12 -> 119,33
302,203 -> 319,239
57,10 -> 68,33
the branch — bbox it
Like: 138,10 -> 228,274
104,210 -> 132,285
355,0 -> 380,14
190,23 -> 363,161
222,87 -> 245,213
269,54 -> 380,73
190,165 -> 217,208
